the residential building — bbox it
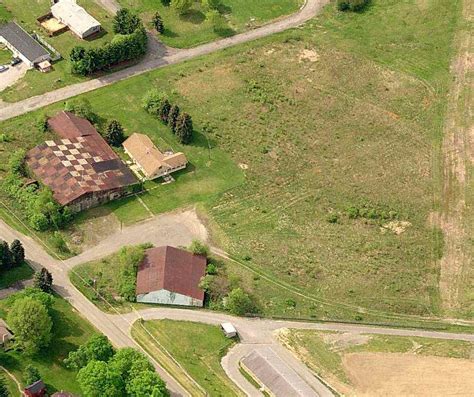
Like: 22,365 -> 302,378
0,22 -> 51,68
26,111 -> 138,212
123,133 -> 188,180
51,0 -> 101,39
136,246 -> 207,307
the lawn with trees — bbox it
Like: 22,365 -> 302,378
132,320 -> 239,396
0,0 -> 469,326
0,292 -> 98,394
117,0 -> 303,48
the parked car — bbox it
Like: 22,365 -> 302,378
0,65 -> 8,73
11,57 -> 22,66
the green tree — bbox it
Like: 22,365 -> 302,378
33,268 -> 53,293
23,365 -> 41,385
206,10 -> 226,32
64,335 -> 115,370
113,8 -> 142,35
105,120 -> 125,147
7,287 -> 54,312
142,90 -> 167,115
0,241 -> 11,270
10,239 -> 25,267
7,297 -> 52,355
152,12 -> 164,34
77,361 -> 125,397
8,150 -> 26,177
225,288 -> 256,316
126,370 -> 169,397
189,240 -> 209,257
36,113 -> 49,133
0,375 -> 9,397
337,0 -> 369,12
64,98 -> 97,123
167,104 -> 180,132
159,99 -> 171,123
109,348 -> 153,380
171,0 -> 193,15
175,113 -> 193,144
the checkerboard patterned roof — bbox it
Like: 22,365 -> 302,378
26,132 -> 137,206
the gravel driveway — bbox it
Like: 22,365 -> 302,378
0,62 -> 28,92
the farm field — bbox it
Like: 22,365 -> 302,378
0,0 -> 115,103
279,329 -> 474,396
132,319 -> 240,396
118,0 -> 303,48
0,0 -> 467,323
0,262 -> 33,289
0,295 -> 98,394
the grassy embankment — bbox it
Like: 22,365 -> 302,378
132,320 -> 240,396
0,0 -> 469,325
0,295 -> 97,394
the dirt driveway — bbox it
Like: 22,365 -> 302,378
0,63 -> 28,92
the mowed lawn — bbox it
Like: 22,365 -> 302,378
0,0 -> 465,322
0,0 -> 115,103
118,0 -> 302,48
0,296 -> 98,394
0,262 -> 34,289
132,320 -> 240,396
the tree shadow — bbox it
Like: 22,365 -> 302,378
180,10 -> 206,25
214,26 -> 235,38
218,3 -> 232,15
162,28 -> 178,38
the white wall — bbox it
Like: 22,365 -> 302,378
137,289 -> 203,307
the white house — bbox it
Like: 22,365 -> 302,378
0,22 -> 51,68
51,0 -> 101,39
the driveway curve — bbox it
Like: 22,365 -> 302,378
0,0 -> 330,121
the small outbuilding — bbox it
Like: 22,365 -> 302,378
51,0 -> 101,39
24,380 -> 47,397
0,22 -> 51,68
221,322 -> 237,338
136,246 -> 207,307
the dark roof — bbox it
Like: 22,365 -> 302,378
136,246 -> 207,301
48,111 -> 99,140
0,22 -> 49,63
26,112 -> 137,206
25,380 -> 46,394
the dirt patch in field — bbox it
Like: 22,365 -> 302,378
322,332 -> 371,351
299,49 -> 319,63
380,220 -> 411,235
343,352 -> 474,396
176,66 -> 242,101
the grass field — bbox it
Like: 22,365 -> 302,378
279,329 -> 474,394
0,0 -> 115,103
0,0 -> 467,323
1,368 -> 21,397
118,0 -> 302,48
0,262 -> 34,289
0,46 -> 11,65
132,320 -> 240,396
0,295 -> 97,394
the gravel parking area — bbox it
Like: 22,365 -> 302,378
0,62 -> 28,92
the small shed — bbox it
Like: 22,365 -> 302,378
24,380 -> 47,397
221,322 -> 237,338
38,60 -> 52,72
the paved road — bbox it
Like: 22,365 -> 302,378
0,0 -> 330,121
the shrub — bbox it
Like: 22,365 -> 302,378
206,263 -> 218,275
171,0 -> 193,15
337,0 -> 370,12
36,113 -> 49,133
225,288 -> 257,316
189,240 -> 210,257
152,12 -> 165,34
203,0 -> 222,10
24,365 -> 41,385
175,113 -> 194,144
167,104 -> 180,132
64,98 -> 98,123
326,213 -> 339,224
50,231 -> 70,254
142,89 -> 167,114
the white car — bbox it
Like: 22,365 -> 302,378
0,65 -> 8,73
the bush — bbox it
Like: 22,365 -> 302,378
225,288 -> 257,316
326,213 -> 339,224
203,0 -> 221,10
64,98 -> 98,123
337,0 -> 370,12
152,12 -> 165,34
36,113 -> 49,133
142,89 -> 167,114
171,0 -> 193,15
175,113 -> 194,144
24,365 -> 41,386
189,240 -> 210,257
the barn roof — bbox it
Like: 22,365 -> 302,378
136,246 -> 207,301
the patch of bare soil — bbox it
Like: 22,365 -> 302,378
343,352 -> 474,396
438,0 -> 473,312
322,332 -> 371,352
299,49 -> 319,63
380,220 -> 411,235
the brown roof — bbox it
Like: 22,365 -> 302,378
136,246 -> 206,301
48,111 -> 98,139
123,133 -> 187,177
26,112 -> 137,206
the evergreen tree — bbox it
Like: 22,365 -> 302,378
0,240 -> 11,271
167,105 -> 180,133
33,268 -> 53,293
0,375 -> 9,397
105,120 -> 125,147
113,8 -> 142,35
159,99 -> 171,123
152,12 -> 165,34
10,239 -> 25,267
175,113 -> 194,144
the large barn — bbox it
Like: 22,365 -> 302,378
136,246 -> 207,307
26,111 -> 137,212
51,0 -> 101,39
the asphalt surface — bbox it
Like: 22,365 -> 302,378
0,0 -> 330,121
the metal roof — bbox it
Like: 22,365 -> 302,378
0,22 -> 50,63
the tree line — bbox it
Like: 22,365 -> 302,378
0,239 -> 25,272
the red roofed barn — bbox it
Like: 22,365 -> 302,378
26,111 -> 137,212
136,246 -> 207,307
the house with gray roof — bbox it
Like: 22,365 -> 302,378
0,22 -> 51,67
